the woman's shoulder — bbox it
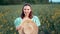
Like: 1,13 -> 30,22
14,17 -> 22,27
33,15 -> 38,19
15,17 -> 22,21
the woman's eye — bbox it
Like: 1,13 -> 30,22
27,9 -> 29,10
24,9 -> 29,10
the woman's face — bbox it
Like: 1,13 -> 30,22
23,6 -> 31,16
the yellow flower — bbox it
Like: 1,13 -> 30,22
0,32 -> 2,34
3,19 -> 7,23
14,32 -> 16,34
10,27 -> 13,31
0,13 -> 4,18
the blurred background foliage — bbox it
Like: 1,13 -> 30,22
0,0 -> 49,5
0,0 -> 60,34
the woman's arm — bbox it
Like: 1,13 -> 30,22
34,16 -> 41,27
16,26 -> 23,31
14,17 -> 22,31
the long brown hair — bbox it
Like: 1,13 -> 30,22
21,3 -> 33,19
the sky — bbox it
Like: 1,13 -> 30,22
49,0 -> 60,2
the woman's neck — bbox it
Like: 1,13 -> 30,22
25,15 -> 29,18
25,16 -> 29,18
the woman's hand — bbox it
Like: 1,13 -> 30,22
16,26 -> 23,31
17,26 -> 25,34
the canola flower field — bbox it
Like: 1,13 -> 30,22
0,4 -> 60,34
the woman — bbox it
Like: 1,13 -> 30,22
14,3 -> 41,34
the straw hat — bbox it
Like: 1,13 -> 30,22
18,19 -> 38,34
